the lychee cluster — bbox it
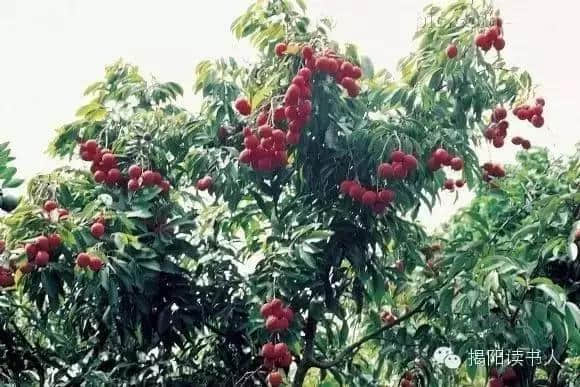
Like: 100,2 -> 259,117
23,233 -> 62,270
378,150 -> 418,180
513,97 -> 545,128
80,139 -> 170,193
475,17 -> 505,52
339,181 -> 395,215
76,252 -> 103,272
259,298 -> 294,387
482,162 -> 505,182
236,43 -> 362,173
427,148 -> 464,172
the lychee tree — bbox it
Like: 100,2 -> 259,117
0,0 -> 571,386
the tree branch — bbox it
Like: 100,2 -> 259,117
292,316 -> 317,387
309,299 -> 427,369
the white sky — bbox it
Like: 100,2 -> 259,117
1,0 -> 579,229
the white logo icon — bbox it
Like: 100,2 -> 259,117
433,347 -> 461,369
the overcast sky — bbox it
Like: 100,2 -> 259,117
1,0 -> 578,229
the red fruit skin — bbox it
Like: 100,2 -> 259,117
285,106 -> 298,121
351,66 -> 362,79
128,165 -> 142,179
141,170 -> 156,186
151,171 -> 162,185
433,148 -> 449,164
427,157 -> 441,171
292,75 -> 306,88
450,157 -> 464,171
301,45 -> 314,60
258,125 -> 272,138
159,180 -> 170,194
340,76 -> 356,91
361,191 -> 377,207
260,301 -> 274,318
43,200 -> 58,212
285,84 -> 301,106
274,42 -> 287,57
390,150 -> 405,163
278,351 -> 293,368
494,17 -> 503,27
90,222 -> 105,239
267,371 -> 283,387
511,136 -> 522,145
286,131 -> 300,145
392,162 -> 408,179
77,253 -> 91,268
281,305 -> 294,322
378,189 -> 396,203
265,316 -> 279,332
536,97 -> 545,106
36,236 -> 50,251
378,163 -> 394,179
402,154 -> 418,171
35,250 -> 50,267
521,140 -> 531,149
0,240 -> 4,254
346,83 -> 360,98
475,33 -> 489,47
531,115 -> 544,128
89,256 -> 103,272
531,104 -> 543,116
256,112 -> 268,126
274,107 -> 286,122
48,234 -> 61,250
101,153 -> 117,169
494,107 -> 507,121
493,37 -> 505,50
487,26 -> 501,42
298,67 -> 312,81
239,149 -> 253,164
488,377 -> 504,387
243,126 -> 253,137
444,179 -> 455,190
84,139 -> 98,153
348,184 -> 365,202
455,179 -> 465,188
372,202 -> 387,215
340,180 -> 354,195
25,243 -> 37,260
446,44 -> 458,58
128,179 -> 140,191
94,170 -> 106,183
493,136 -> 504,148
244,135 -> 260,150
273,343 -> 288,358
234,98 -> 251,116
261,342 -> 276,359
106,168 -> 121,185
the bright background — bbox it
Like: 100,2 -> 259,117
1,0 -> 578,229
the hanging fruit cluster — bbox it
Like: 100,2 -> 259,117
339,180 -> 395,215
513,97 -> 545,128
511,136 -> 531,149
475,17 -> 505,52
0,266 -> 14,288
484,106 -> 510,148
427,148 -> 463,172
259,298 -> 294,387
237,43 -> 362,173
76,252 -> 103,272
482,162 -> 506,182
43,199 -> 69,219
399,371 -> 416,387
21,232 -> 61,272
79,139 -> 170,193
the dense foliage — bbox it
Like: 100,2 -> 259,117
0,1 -> 578,386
